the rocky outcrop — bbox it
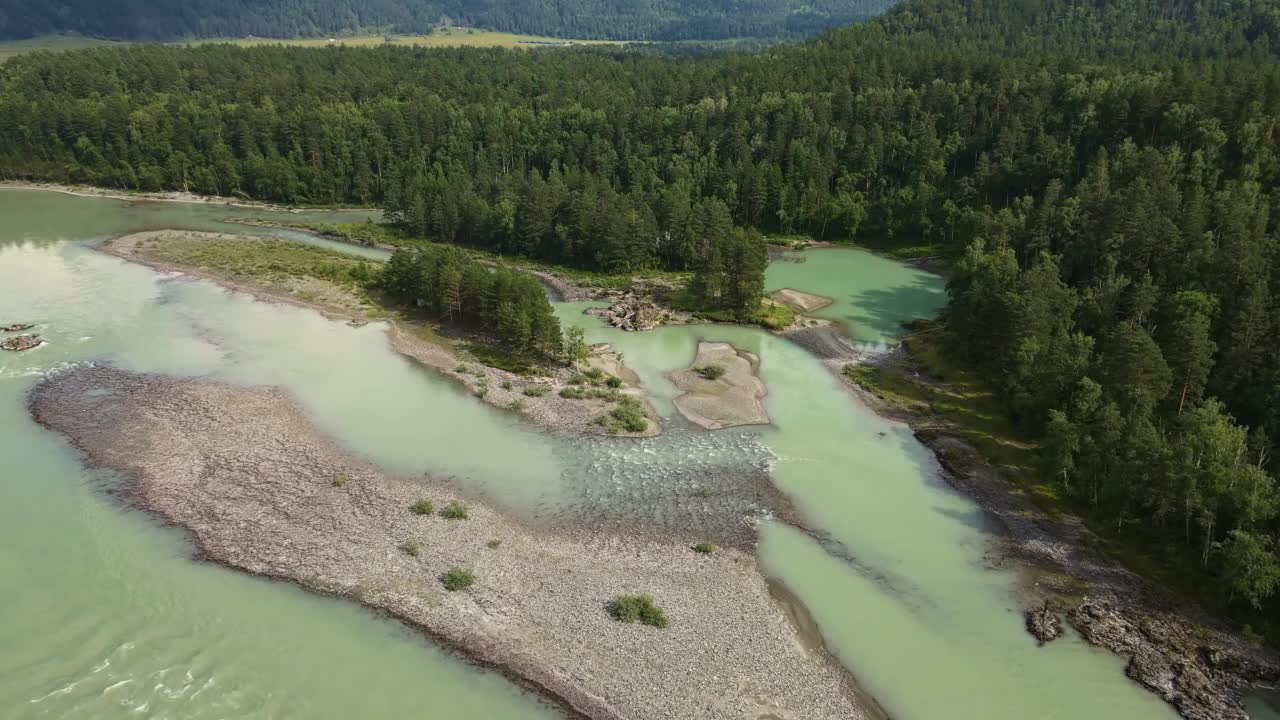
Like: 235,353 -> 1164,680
1025,600 -> 1062,645
1,333 -> 42,351
587,293 -> 663,331
1068,599 -> 1262,720
2,322 -> 34,332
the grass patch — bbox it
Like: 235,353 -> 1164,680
522,384 -> 549,397
142,235 -> 379,291
486,539 -> 502,549
440,501 -> 469,520
692,543 -> 717,554
609,594 -> 669,628
411,499 -> 434,516
333,473 -> 349,487
399,539 -> 421,557
666,288 -> 795,330
695,364 -> 726,380
441,567 -> 475,592
597,397 -> 648,433
510,398 -> 527,412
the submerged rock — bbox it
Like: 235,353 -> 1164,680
1,334 -> 42,351
1025,600 -> 1061,645
2,322 -> 34,332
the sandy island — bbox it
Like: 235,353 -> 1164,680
771,288 -> 833,313
101,230 -> 659,437
668,342 -> 770,430
30,365 -> 874,720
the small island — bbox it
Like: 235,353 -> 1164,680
29,364 -> 870,720
668,342 -> 769,430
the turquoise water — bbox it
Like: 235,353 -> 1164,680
1,188 -> 1180,720
765,246 -> 945,345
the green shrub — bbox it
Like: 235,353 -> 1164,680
501,380 -> 513,390
695,364 -> 726,380
333,473 -> 349,487
523,384 -> 549,397
400,539 -> 421,557
606,375 -> 623,388
567,374 -> 587,386
411,499 -> 434,515
442,567 -> 475,591
486,539 -> 502,549
560,386 -> 588,399
609,594 -> 668,628
440,500 -> 469,520
455,363 -> 469,374
475,379 -> 489,398
584,368 -> 606,382
693,543 -> 717,554
511,398 -> 527,412
609,398 -> 648,432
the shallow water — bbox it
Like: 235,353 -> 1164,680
1,188 -> 1180,720
765,246 -> 944,345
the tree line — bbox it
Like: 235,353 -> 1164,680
1,0 -> 1279,624
378,244 -> 562,362
0,0 -> 895,43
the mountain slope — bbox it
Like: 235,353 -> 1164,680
0,0 -> 899,42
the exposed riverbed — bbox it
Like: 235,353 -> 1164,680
1,188 -> 1184,720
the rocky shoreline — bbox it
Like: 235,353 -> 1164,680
29,365 -> 874,720
99,230 -> 659,438
0,181 -> 372,213
841,349 -> 1280,720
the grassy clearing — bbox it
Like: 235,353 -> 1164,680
0,34 -> 122,62
0,28 -> 620,64
202,27 -> 622,51
142,234 -> 379,290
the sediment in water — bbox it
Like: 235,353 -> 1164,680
29,364 -> 873,720
99,230 -> 659,438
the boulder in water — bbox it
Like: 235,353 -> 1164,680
2,322 -> 34,332
1025,600 -> 1062,645
1,334 -> 42,351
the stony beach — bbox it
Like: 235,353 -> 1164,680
30,365 -> 872,720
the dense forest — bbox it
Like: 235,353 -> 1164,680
379,244 -> 562,361
0,0 -> 896,42
2,0 -> 1280,629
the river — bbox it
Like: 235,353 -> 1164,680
0,188 -> 1186,719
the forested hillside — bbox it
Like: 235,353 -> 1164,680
2,0 -> 1280,633
0,0 -> 896,42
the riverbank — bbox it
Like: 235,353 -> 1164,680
840,337 -> 1280,720
29,364 -> 873,720
100,230 -> 659,437
0,181 -> 375,213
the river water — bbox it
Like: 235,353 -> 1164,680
1,188 -> 1183,720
